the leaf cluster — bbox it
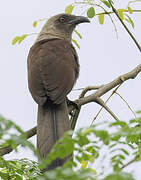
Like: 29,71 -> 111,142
1,110 -> 141,179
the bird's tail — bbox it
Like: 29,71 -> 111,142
37,101 -> 71,170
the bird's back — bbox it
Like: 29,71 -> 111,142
27,38 -> 79,105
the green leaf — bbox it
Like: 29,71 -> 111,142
72,39 -> 80,49
108,0 -> 114,4
65,4 -> 74,14
74,29 -> 82,39
81,160 -> 88,168
120,148 -> 129,155
136,110 -> 141,114
0,172 -> 9,180
118,11 -> 124,20
110,121 -> 128,127
124,18 -> 134,28
33,21 -> 37,27
89,168 -> 97,175
83,127 -> 93,135
104,172 -> 135,180
117,9 -> 126,20
112,154 -> 125,161
111,134 -> 121,141
100,0 -> 111,8
117,9 -> 126,12
94,130 -> 109,145
87,7 -> 95,18
18,34 -> 28,44
12,36 -> 20,45
111,148 -> 129,155
12,34 -> 28,45
88,155 -> 95,163
128,6 -> 133,14
124,14 -> 134,28
98,14 -> 104,25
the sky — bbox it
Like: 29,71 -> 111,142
0,0 -> 141,179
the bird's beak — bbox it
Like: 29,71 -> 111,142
68,16 -> 90,25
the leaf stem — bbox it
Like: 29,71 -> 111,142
108,0 -> 141,52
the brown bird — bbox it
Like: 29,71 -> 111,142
27,13 -> 90,170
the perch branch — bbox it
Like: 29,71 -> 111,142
70,86 -> 102,129
0,64 -> 141,156
74,64 -> 141,107
73,85 -> 103,91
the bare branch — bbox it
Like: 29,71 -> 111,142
115,92 -> 137,119
74,64 -> 141,107
96,9 -> 141,16
1,64 -> 141,156
73,85 -> 103,91
92,84 -> 122,124
95,97 -> 120,122
70,86 -> 102,129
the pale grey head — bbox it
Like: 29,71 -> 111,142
35,13 -> 90,43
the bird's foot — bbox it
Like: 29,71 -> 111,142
66,98 -> 79,110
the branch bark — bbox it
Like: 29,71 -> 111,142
72,64 -> 141,108
1,64 -> 141,156
0,127 -> 37,156
95,97 -> 119,121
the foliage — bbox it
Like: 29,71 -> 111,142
65,0 -> 139,28
0,116 -> 40,179
11,0 -> 141,50
1,111 -> 141,179
0,116 -> 37,155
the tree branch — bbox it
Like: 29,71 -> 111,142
74,64 -> 141,107
91,84 -> 122,124
70,86 -> 102,129
108,0 -> 141,52
115,92 -> 137,119
0,127 -> 37,156
121,155 -> 140,170
96,9 -> 141,16
95,97 -> 119,121
1,64 -> 141,156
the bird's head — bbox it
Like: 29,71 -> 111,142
36,14 -> 90,43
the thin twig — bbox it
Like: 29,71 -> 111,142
91,84 -> 122,124
108,0 -> 141,52
73,85 -> 103,91
96,10 -> 141,16
107,12 -> 118,39
115,92 -> 137,119
95,97 -> 120,121
121,155 -> 140,170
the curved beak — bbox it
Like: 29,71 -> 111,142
68,16 -> 90,25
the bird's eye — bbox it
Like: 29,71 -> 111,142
60,17 -> 65,23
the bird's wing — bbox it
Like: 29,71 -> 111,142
27,39 -> 78,105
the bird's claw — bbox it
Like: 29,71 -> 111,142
66,98 -> 79,110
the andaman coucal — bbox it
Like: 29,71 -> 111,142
27,13 -> 90,170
